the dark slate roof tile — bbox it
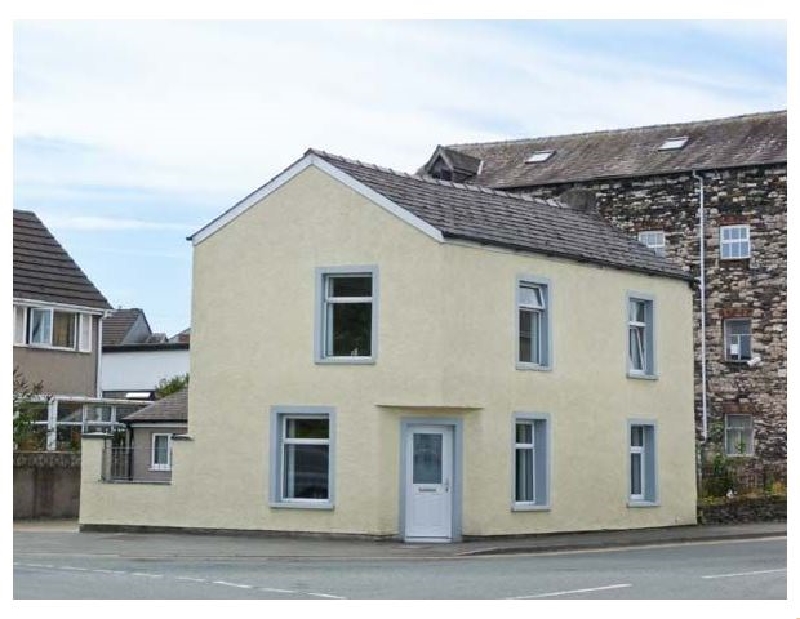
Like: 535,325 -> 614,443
13,210 -> 111,309
442,110 -> 786,188
311,150 -> 690,281
122,389 -> 187,423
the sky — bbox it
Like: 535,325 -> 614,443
13,20 -> 787,337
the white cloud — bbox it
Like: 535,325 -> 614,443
14,20 -> 786,203
37,213 -> 192,232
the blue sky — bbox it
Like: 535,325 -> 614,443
13,20 -> 786,336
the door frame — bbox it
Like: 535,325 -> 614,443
399,417 -> 463,542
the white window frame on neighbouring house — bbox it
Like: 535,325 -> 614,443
628,420 -> 658,506
658,136 -> 689,151
626,293 -> 656,378
720,225 -> 751,260
150,433 -> 173,471
16,305 -> 92,352
512,413 -> 550,510
516,276 -> 551,370
315,266 -> 378,364
637,231 -> 666,257
725,414 -> 755,457
525,150 -> 554,163
724,318 -> 752,362
269,406 -> 335,509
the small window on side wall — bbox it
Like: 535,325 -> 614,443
637,231 -> 666,257
629,422 -> 657,505
720,225 -> 750,260
724,319 -> 752,361
517,279 -> 550,369
724,414 -> 754,457
151,434 -> 173,471
627,296 -> 655,377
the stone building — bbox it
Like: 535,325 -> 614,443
422,110 -> 787,473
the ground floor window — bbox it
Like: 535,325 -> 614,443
151,433 -> 173,470
271,407 -> 335,507
725,414 -> 755,456
513,414 -> 549,508
628,421 -> 657,504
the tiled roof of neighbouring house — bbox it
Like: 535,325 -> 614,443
122,389 -> 187,423
310,150 -> 691,281
102,308 -> 148,346
13,210 -> 111,309
435,110 -> 786,188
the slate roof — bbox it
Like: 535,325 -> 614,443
438,110 -> 786,188
122,389 -> 188,424
311,150 -> 690,281
102,308 -> 148,346
13,210 -> 111,309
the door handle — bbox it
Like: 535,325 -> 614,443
444,478 -> 450,493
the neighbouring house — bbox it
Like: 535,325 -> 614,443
12,210 -> 142,450
81,149 -> 696,541
100,308 -> 190,400
102,390 -> 188,484
422,110 -> 787,481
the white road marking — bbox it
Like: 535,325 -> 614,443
58,566 -> 88,571
506,583 -> 632,599
701,568 -> 786,580
175,576 -> 209,583
307,592 -> 347,599
213,581 -> 254,589
131,572 -> 163,578
259,588 -> 296,594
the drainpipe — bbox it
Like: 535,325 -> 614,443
692,171 -> 708,446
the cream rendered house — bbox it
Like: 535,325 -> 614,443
81,150 -> 696,541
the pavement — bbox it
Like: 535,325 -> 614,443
13,519 -> 786,559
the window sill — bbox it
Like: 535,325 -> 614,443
315,357 -> 375,366
627,500 -> 660,508
20,343 -> 84,353
627,372 -> 658,381
724,453 -> 755,459
516,363 -> 552,372
269,500 -> 334,510
511,503 -> 551,512
148,467 -> 172,472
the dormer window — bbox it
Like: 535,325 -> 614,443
658,137 -> 688,151
525,150 -> 554,163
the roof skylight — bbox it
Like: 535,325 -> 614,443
525,150 -> 554,163
658,136 -> 689,151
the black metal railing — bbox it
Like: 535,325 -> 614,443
101,446 -> 172,484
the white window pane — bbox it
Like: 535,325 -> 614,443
629,327 -> 644,370
519,285 -> 543,308
29,309 -> 51,344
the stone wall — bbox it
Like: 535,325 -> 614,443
14,451 -> 81,519
698,496 -> 786,525
510,165 -> 787,464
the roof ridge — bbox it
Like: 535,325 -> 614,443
445,109 -> 787,149
307,148 -> 562,205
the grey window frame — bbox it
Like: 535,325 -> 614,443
511,412 -> 551,511
314,265 -> 379,364
269,406 -> 336,509
626,292 -> 657,379
637,231 -> 666,257
627,419 -> 658,507
723,318 -> 752,362
720,224 -> 751,260
724,414 -> 755,457
516,275 -> 552,371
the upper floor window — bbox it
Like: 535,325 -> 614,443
720,225 -> 750,260
724,319 -> 752,362
13,305 -> 93,352
658,136 -> 688,151
627,296 -> 655,377
638,231 -> 666,257
316,267 -> 378,363
525,150 -> 554,163
517,279 -> 550,369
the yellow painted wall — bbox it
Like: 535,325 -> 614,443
80,164 -> 696,537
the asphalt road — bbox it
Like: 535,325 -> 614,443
14,530 -> 786,600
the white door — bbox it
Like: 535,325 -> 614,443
404,425 -> 453,541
